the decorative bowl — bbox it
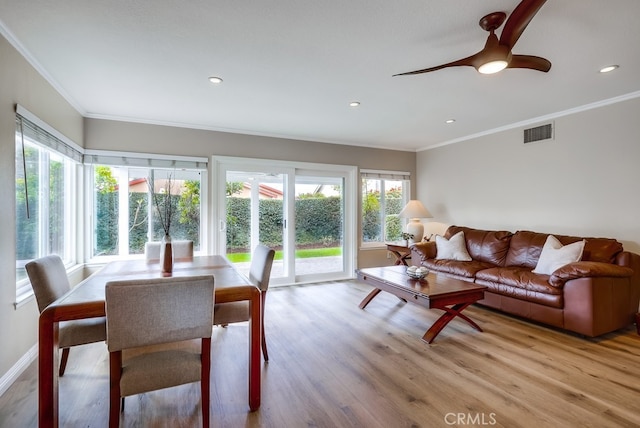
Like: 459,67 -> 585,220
406,268 -> 428,279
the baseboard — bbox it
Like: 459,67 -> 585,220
0,344 -> 37,397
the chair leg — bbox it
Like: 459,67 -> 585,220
59,348 -> 70,376
261,291 -> 269,362
201,338 -> 211,428
109,351 -> 123,428
261,330 -> 269,362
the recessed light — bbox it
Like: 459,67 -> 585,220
599,65 -> 619,73
349,101 -> 360,107
445,119 -> 456,124
208,76 -> 223,84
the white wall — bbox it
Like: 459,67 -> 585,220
416,96 -> 640,254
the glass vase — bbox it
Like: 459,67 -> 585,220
160,233 -> 174,276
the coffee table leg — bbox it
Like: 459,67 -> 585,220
359,288 -> 381,309
422,302 -> 482,344
454,311 -> 483,332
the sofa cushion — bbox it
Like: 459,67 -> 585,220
504,231 -> 546,269
532,235 -> 585,275
475,267 -> 563,308
506,230 -> 624,268
421,259 -> 494,279
435,231 -> 472,261
578,237 -> 624,263
446,226 -> 513,266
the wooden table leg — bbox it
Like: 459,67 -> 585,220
422,302 -> 482,344
399,253 -> 411,266
388,249 -> 411,266
358,288 -> 381,309
248,287 -> 261,411
38,310 -> 58,428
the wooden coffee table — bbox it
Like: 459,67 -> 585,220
357,265 -> 487,343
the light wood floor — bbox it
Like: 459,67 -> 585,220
1,280 -> 639,428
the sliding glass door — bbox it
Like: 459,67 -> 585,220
223,168 -> 293,284
213,157 -> 356,286
294,172 -> 344,280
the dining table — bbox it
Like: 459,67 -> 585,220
37,255 -> 262,428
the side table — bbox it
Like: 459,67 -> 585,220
386,242 -> 412,266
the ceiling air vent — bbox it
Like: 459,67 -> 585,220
523,123 -> 553,144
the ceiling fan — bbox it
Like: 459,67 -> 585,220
394,0 -> 551,77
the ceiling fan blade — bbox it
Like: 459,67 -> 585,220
499,0 -> 547,49
507,55 -> 551,72
393,54 -> 479,77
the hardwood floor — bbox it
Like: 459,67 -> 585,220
1,280 -> 639,427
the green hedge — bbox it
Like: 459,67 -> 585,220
95,193 -> 346,255
95,192 -> 200,256
362,196 -> 403,242
226,197 -> 342,251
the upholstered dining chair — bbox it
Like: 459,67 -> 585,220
25,255 -> 106,376
144,240 -> 194,260
105,275 -> 215,428
214,244 -> 275,361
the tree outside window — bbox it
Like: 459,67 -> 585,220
361,177 -> 407,244
15,141 -> 72,283
92,166 -> 202,258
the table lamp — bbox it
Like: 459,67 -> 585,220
398,200 -> 433,242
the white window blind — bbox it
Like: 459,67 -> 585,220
16,108 -> 83,163
84,150 -> 207,170
360,169 -> 410,180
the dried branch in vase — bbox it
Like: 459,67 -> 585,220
148,173 -> 175,236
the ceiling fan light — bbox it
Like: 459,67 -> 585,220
599,65 -> 619,73
478,60 -> 508,74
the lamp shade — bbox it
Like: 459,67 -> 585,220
398,200 -> 432,243
398,200 -> 432,219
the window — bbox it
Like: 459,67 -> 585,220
87,153 -> 207,259
15,112 -> 81,301
361,170 -> 410,246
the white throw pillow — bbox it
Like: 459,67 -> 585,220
532,235 -> 585,275
435,231 -> 472,261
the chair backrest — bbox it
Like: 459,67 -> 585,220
25,255 -> 71,313
248,245 -> 275,292
105,275 -> 214,352
144,240 -> 194,260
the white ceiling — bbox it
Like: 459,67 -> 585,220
1,0 -> 639,152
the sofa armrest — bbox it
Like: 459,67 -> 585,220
549,261 -> 633,287
410,241 -> 437,266
616,251 -> 640,314
563,276 -> 636,336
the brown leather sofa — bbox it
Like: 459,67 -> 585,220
410,225 -> 640,337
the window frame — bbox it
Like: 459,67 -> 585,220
360,170 -> 410,249
85,159 -> 208,263
14,113 -> 81,306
